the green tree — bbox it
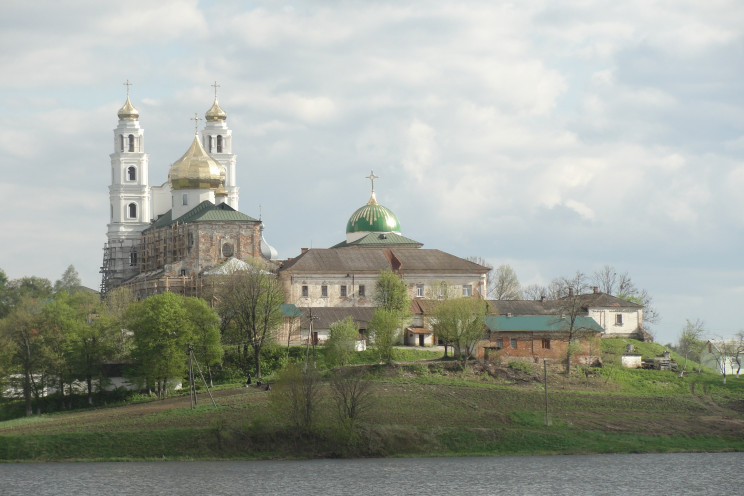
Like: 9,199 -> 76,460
374,269 -> 409,315
369,308 -> 400,364
432,297 -> 488,369
53,265 -> 82,294
125,292 -> 194,398
269,361 -> 322,431
330,366 -> 373,424
678,318 -> 705,374
182,296 -> 223,387
324,317 -> 359,368
216,262 -> 284,380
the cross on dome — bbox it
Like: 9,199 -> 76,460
211,81 -> 220,100
190,112 -> 202,135
366,170 -> 379,193
123,79 -> 133,97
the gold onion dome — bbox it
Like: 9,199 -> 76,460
169,135 -> 225,190
117,96 -> 139,120
205,98 -> 227,122
215,183 -> 228,197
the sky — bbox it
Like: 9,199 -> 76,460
0,0 -> 742,345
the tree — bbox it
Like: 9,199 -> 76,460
330,366 -> 373,423
369,309 -> 400,364
592,265 -> 660,330
216,261 -> 284,380
324,317 -> 359,368
678,318 -> 705,374
269,362 -> 322,431
125,292 -> 194,398
374,269 -> 409,315
553,271 -> 592,374
431,297 -> 488,369
182,296 -> 223,387
491,264 -> 521,300
53,265 -> 82,294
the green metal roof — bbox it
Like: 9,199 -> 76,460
484,315 -> 604,333
145,201 -> 258,232
281,303 -> 303,318
346,201 -> 401,234
330,232 -> 423,248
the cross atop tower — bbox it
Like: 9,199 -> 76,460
366,170 -> 379,193
211,81 -> 220,100
123,79 -> 133,97
190,112 -> 202,135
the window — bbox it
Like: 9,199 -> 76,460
301,285 -> 308,297
615,314 -> 623,326
321,285 -> 328,297
180,270 -> 187,276
127,166 -> 136,181
496,338 -> 503,349
208,136 -> 213,153
182,193 -> 188,206
217,135 -> 223,153
120,135 -> 124,152
541,338 -> 551,349
340,285 -> 347,297
129,252 -> 137,266
127,203 -> 137,219
462,284 -> 472,297
510,338 -> 517,349
128,134 -> 134,152
416,284 -> 424,298
358,285 -> 365,297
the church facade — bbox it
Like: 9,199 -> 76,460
100,84 -> 276,298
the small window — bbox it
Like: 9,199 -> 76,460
340,285 -> 347,297
301,285 -> 308,298
358,285 -> 365,297
128,134 -> 134,152
120,135 -> 124,152
129,252 -> 137,266
127,203 -> 137,219
182,193 -> 188,206
321,285 -> 328,297
217,135 -> 223,153
208,136 -> 213,153
510,338 -> 517,349
541,338 -> 551,349
127,166 -> 136,181
496,338 -> 503,349
463,284 -> 472,297
615,314 -> 623,326
416,284 -> 424,298
221,243 -> 233,257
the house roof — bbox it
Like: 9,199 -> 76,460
564,292 -> 643,309
146,201 -> 258,231
299,306 -> 377,330
484,315 -> 604,333
488,300 -> 557,315
330,232 -> 423,248
281,303 -> 303,318
488,292 -> 643,316
281,247 -> 490,275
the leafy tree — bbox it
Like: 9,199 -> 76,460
269,362 -> 322,431
216,261 -> 284,380
182,296 -> 223,387
53,265 -> 82,294
432,297 -> 488,369
324,317 -> 359,368
369,309 -> 401,364
0,268 -> 11,319
125,292 -> 194,398
374,269 -> 409,315
678,318 -> 705,374
491,264 -> 521,300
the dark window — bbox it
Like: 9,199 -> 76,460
128,134 -> 134,152
120,135 -> 124,152
208,136 -> 213,153
182,193 -> 188,206
541,338 -> 551,349
615,314 -> 623,325
358,285 -> 365,297
510,338 -> 517,349
496,338 -> 503,349
127,166 -> 136,181
128,203 -> 137,219
340,285 -> 347,297
302,285 -> 308,297
129,252 -> 137,266
321,285 -> 328,297
217,135 -> 223,153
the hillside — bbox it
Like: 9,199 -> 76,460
0,339 -> 742,461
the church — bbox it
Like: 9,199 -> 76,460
100,83 -> 277,298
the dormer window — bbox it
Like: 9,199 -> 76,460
128,134 -> 134,152
127,166 -> 136,181
216,135 -> 223,153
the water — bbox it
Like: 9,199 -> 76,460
1,452 -> 742,495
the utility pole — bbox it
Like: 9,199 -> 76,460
544,358 -> 550,426
304,309 -> 319,370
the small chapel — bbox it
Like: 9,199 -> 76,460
100,82 -> 277,298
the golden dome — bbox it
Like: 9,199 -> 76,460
215,183 -> 228,197
117,96 -> 139,120
169,135 -> 225,190
205,98 -> 226,122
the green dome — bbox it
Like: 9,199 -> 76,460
346,193 -> 401,234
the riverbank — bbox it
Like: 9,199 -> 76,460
1,358 -> 743,462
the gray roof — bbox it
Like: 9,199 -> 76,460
488,291 -> 643,316
299,306 -> 376,330
331,232 -> 423,248
146,201 -> 258,232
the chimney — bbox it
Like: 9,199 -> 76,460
301,247 -> 309,254
568,287 -> 574,297
593,286 -> 599,294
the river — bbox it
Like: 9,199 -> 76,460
1,452 -> 742,495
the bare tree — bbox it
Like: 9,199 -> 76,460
553,271 -> 592,374
491,265 -> 521,300
269,362 -> 322,430
678,318 -> 705,374
330,366 -> 373,423
521,283 -> 545,300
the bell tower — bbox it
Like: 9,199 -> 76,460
202,81 -> 239,209
101,80 -> 151,294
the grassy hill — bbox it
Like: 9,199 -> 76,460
0,339 -> 742,461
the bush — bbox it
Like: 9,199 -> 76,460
508,361 -> 535,374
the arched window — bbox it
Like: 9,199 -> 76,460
182,193 -> 188,206
127,166 -> 136,181
110,204 -> 113,219
128,203 -> 137,219
120,135 -> 124,152
216,135 -> 223,153
128,134 -> 135,152
208,136 -> 213,153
